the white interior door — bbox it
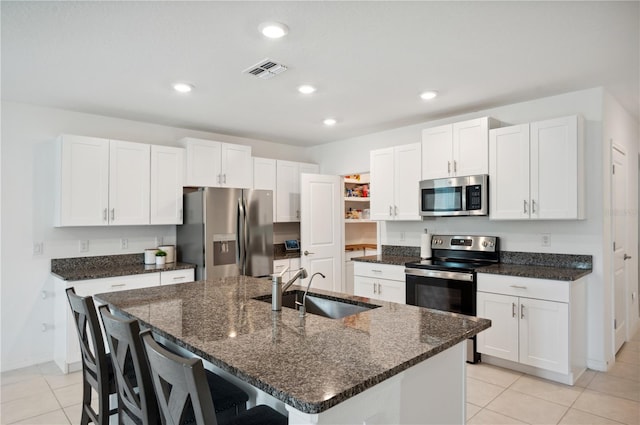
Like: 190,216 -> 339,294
300,174 -> 343,293
612,146 -> 628,353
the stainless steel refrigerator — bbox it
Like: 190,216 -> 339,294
176,187 -> 273,280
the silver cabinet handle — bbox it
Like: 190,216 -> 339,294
103,208 -> 108,221
179,209 -> 183,221
389,206 -> 393,217
304,250 -> 315,256
453,160 -> 457,173
394,205 -> 398,216
532,199 -> 536,213
523,200 -> 528,214
510,285 -> 527,289
512,302 -> 516,318
111,283 -> 126,288
372,269 -> 382,273
172,276 -> 186,280
110,209 -> 115,221
223,174 -> 227,184
378,283 -> 382,295
447,161 -> 451,174
296,210 -> 300,219
520,304 -> 525,319
373,282 -> 377,294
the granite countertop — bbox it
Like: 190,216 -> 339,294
351,254 -> 420,266
51,254 -> 195,281
95,277 -> 490,414
477,263 -> 592,281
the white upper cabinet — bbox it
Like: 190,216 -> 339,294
275,160 -> 319,222
180,138 -> 252,188
253,157 -> 277,218
150,145 -> 185,225
56,135 -> 185,227
109,140 -> 151,225
422,117 -> 499,180
56,134 -> 110,226
490,115 -> 584,220
56,135 -> 150,226
370,143 -> 421,221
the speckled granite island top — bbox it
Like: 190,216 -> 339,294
95,276 -> 490,414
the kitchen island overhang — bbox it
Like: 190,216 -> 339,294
95,276 -> 491,424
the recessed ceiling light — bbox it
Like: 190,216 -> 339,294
420,90 -> 438,100
323,118 -> 337,126
298,85 -> 317,94
258,22 -> 289,39
173,82 -> 194,93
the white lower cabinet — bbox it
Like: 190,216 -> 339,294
353,262 -> 405,304
54,270 -> 194,373
273,257 -> 302,282
476,273 -> 585,384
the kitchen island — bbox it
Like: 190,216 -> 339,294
95,276 -> 490,424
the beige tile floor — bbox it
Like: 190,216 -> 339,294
1,330 -> 638,425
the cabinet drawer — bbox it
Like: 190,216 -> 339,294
160,269 -> 195,285
73,273 -> 160,296
354,262 -> 405,281
477,273 -> 569,303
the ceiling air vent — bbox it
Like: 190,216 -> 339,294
242,58 -> 288,80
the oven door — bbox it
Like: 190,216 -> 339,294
405,267 -> 480,363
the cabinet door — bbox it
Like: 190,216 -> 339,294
354,276 -> 377,299
370,148 -> 395,220
221,143 -> 252,189
519,297 -> 569,373
276,160 -> 299,222
453,117 -> 490,176
273,259 -> 290,280
421,124 -> 453,179
393,143 -> 421,221
253,157 -> 277,217
57,135 -> 110,226
489,124 -> 530,220
109,140 -> 150,225
377,279 -> 405,304
530,116 -> 580,219
476,292 -> 519,362
150,146 -> 184,225
183,138 -> 222,186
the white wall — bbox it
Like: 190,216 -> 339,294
0,101 -> 311,371
309,87 -> 639,370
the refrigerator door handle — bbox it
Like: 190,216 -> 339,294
237,198 -> 245,273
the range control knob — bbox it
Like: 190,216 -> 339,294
482,241 -> 488,247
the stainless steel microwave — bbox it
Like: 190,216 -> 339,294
419,174 -> 488,217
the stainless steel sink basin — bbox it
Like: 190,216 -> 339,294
254,290 -> 380,319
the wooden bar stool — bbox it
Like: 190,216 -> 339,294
65,287 -> 117,425
141,330 -> 288,425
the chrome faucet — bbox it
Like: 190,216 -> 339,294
272,267 -> 308,311
296,272 -> 326,317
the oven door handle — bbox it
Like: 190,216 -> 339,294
404,268 -> 474,282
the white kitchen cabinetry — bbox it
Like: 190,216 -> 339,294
353,262 -> 405,304
422,117 -> 499,180
276,160 -> 319,222
150,145 -> 185,225
370,143 -> 421,221
181,138 -> 252,189
253,157 -> 277,218
273,257 -> 302,282
489,115 -> 584,220
54,270 -> 194,372
55,135 -> 151,226
476,273 -> 586,384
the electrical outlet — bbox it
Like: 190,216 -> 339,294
121,238 -> 128,249
33,241 -> 43,255
541,234 -> 551,247
79,240 -> 89,253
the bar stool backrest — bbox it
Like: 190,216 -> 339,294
65,287 -> 111,425
99,305 -> 159,425
141,330 -> 219,425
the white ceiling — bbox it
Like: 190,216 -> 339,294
2,1 -> 638,147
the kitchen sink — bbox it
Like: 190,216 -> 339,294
254,290 -> 380,319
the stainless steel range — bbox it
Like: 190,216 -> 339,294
405,235 -> 499,363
